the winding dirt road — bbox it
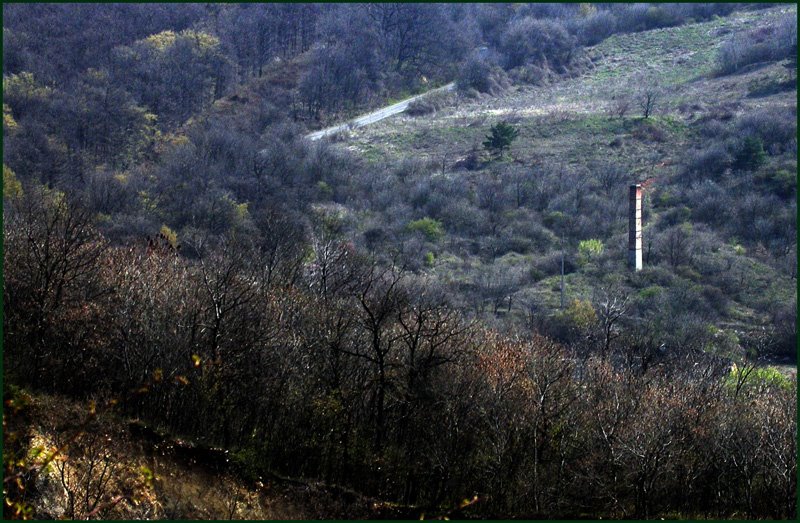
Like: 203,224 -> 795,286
305,83 -> 455,141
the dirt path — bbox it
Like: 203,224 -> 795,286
305,83 -> 455,141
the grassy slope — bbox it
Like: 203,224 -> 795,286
350,6 -> 795,162
342,5 -> 796,329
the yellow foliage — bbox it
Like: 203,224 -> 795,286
560,299 -> 597,330
138,190 -> 158,213
3,164 -> 23,200
160,225 -> 178,249
235,202 -> 250,222
579,3 -> 597,18
85,68 -> 109,81
3,103 -> 18,131
143,30 -> 177,51
221,194 -> 250,224
170,134 -> 190,146
3,72 -> 53,101
142,29 -> 220,53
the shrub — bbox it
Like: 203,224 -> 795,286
406,90 -> 454,116
632,118 -> 665,140
638,285 -> 664,300
159,224 -> 178,248
734,136 -> 766,171
718,33 -> 773,74
686,180 -> 731,226
736,107 -> 797,155
543,210 -> 567,229
775,11 -> 798,59
576,10 -> 618,45
548,298 -> 597,344
456,50 -> 509,95
532,250 -> 576,279
611,3 -> 651,33
757,169 -> 796,199
578,238 -> 604,266
717,15 -> 797,75
701,285 -> 730,315
498,17 -> 576,71
724,364 -> 793,396
407,217 -> 444,241
364,227 -> 388,251
684,142 -> 733,180
644,6 -> 678,29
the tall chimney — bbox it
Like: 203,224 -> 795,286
628,184 -> 642,271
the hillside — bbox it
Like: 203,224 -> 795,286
3,388 -> 409,520
3,4 -> 796,520
332,4 -> 797,352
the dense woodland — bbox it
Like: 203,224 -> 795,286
3,3 -> 797,519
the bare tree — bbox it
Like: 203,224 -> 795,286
593,286 -> 630,360
53,431 -> 119,520
634,72 -> 664,119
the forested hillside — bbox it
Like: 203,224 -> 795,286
3,3 -> 796,519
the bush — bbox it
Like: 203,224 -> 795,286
644,6 -> 679,29
532,250 -> 576,279
734,136 -> 767,171
3,164 -> 23,200
718,15 -> 797,75
577,238 -> 604,266
406,90 -> 454,116
608,3 -> 736,37
684,142 -> 733,180
611,3 -> 651,33
632,119 -> 665,140
757,169 -> 796,199
718,33 -> 772,74
724,364 -> 793,396
547,298 -> 597,345
577,10 -> 618,45
456,50 -> 509,95
736,107 -> 797,155
685,180 -> 732,227
407,217 -> 445,242
775,11 -> 798,59
498,17 -> 576,71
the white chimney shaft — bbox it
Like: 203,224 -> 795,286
629,184 -> 642,271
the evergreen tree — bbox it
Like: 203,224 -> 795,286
735,136 -> 766,171
483,121 -> 519,157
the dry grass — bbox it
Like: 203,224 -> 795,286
8,392 -> 375,520
346,5 -> 795,166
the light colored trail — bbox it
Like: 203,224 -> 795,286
305,83 -> 455,141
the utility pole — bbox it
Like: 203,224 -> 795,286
560,238 -> 565,309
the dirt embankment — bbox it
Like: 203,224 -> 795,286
4,392 -> 394,520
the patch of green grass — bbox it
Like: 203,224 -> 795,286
529,114 -> 628,138
586,7 -> 789,88
410,125 -> 477,148
358,144 -> 386,164
648,114 -> 690,135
